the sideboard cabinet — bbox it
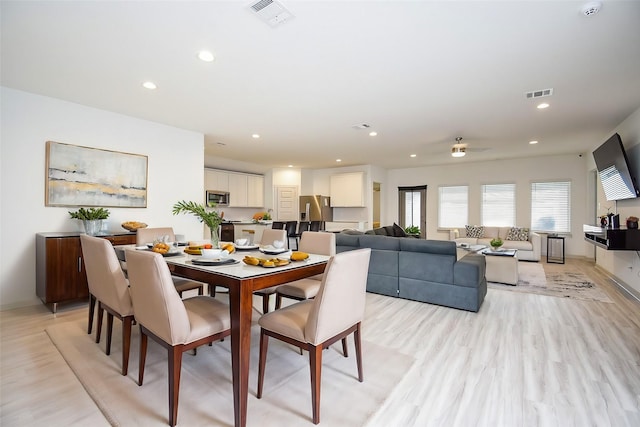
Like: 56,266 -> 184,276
36,232 -> 136,312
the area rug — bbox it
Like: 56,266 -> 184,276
488,262 -> 613,303
46,317 -> 414,427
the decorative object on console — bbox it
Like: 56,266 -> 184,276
490,237 -> 503,251
69,207 -> 110,236
172,200 -> 224,247
121,221 -> 147,231
627,216 -> 639,229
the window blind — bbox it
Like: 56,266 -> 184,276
438,186 -> 468,228
481,183 -> 515,226
531,181 -> 571,232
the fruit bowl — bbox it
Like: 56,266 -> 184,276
121,221 -> 148,231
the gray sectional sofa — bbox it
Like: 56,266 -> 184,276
335,233 -> 487,312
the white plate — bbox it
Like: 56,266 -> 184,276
234,244 -> 259,250
259,247 -> 289,255
191,257 -> 238,266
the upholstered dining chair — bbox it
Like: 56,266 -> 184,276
271,221 -> 286,230
284,221 -> 298,250
80,234 -> 134,376
309,221 -> 323,232
257,248 -> 371,424
126,249 -> 231,427
275,231 -> 336,310
136,227 -> 205,297
253,228 -> 288,314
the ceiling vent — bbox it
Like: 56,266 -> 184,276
249,0 -> 294,28
525,88 -> 553,99
581,1 -> 602,16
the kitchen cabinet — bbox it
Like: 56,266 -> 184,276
204,169 -> 229,192
247,175 -> 264,207
228,173 -> 248,207
36,232 -> 137,312
330,172 -> 365,207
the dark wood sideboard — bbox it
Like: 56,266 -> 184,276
36,232 -> 137,312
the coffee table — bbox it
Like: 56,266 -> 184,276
481,248 -> 519,285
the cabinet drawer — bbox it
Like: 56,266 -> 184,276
102,234 -> 137,245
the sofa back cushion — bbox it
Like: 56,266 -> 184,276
359,234 -> 401,251
335,233 -> 360,253
399,238 -> 456,256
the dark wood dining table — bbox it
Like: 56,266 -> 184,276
118,246 -> 329,427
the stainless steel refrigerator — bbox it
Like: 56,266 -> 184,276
299,195 -> 333,222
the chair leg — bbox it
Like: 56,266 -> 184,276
354,323 -> 363,382
168,345 -> 183,427
95,304 -> 104,344
262,294 -> 270,314
138,328 -> 147,386
309,344 -> 323,424
198,285 -> 204,296
257,330 -> 269,398
275,293 -> 283,310
121,316 -> 133,376
210,285 -> 216,297
87,294 -> 96,334
341,337 -> 348,358
106,312 -> 114,356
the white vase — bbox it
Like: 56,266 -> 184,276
83,220 -> 102,236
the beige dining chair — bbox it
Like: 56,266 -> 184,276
253,228 -> 288,314
257,248 -> 371,424
275,231 -> 336,310
80,234 -> 134,376
126,249 -> 231,427
136,227 -> 205,297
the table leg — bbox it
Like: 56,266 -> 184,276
228,281 -> 255,427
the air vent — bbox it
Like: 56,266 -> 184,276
249,0 -> 294,27
525,88 -> 554,99
352,123 -> 371,130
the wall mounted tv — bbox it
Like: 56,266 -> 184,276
592,133 -> 640,201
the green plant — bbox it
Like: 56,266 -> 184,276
172,200 -> 224,239
68,207 -> 110,220
490,237 -> 503,248
404,225 -> 420,235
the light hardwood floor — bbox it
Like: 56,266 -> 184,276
1,258 -> 639,426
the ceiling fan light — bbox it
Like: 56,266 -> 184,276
451,146 -> 466,157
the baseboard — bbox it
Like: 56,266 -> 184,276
594,265 -> 640,303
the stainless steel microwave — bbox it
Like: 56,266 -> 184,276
206,190 -> 229,207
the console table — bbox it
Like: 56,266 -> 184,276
36,231 -> 136,312
583,225 -> 640,250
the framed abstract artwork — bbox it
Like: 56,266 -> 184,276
45,141 -> 148,207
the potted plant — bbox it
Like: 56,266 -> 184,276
490,237 -> 503,251
404,225 -> 420,236
173,200 -> 224,247
68,207 -> 110,236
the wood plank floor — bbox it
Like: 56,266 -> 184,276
1,258 -> 639,426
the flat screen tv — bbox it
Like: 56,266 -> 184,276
592,133 -> 640,201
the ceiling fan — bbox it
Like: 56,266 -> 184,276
450,136 -> 490,158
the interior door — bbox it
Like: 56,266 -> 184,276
275,186 -> 298,221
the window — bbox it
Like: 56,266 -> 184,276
481,183 -> 515,226
531,181 -> 571,233
438,186 -> 468,228
398,186 -> 426,237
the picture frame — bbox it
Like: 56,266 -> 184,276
45,141 -> 148,207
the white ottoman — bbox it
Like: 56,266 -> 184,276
482,249 -> 519,285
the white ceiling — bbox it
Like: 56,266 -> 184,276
2,1 -> 640,173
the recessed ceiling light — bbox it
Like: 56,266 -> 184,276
252,134 -> 260,139
198,50 -> 215,62
537,103 -> 550,109
142,81 -> 157,90
410,154 -> 417,158
288,165 -> 293,168
369,131 -> 377,137
336,159 -> 342,162
529,140 -> 539,145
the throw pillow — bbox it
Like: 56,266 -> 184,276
465,225 -> 484,238
392,223 -> 407,237
506,227 -> 529,241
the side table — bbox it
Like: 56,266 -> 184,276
547,235 -> 565,264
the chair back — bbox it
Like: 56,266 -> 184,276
285,221 -> 298,237
304,248 -> 371,345
298,231 -> 336,256
271,221 -> 285,230
136,227 -> 176,246
260,228 -> 287,246
298,221 -> 311,234
309,221 -> 323,232
126,250 -> 191,345
80,235 -> 133,315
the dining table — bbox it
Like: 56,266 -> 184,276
116,244 -> 330,427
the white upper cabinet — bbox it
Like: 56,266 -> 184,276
206,168 -> 264,208
204,169 -> 229,192
330,172 -> 365,207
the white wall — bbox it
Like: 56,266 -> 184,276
1,88 -> 205,309
587,107 -> 640,294
386,154 -> 590,257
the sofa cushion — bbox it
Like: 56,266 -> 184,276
392,223 -> 407,237
506,227 -> 530,241
501,240 -> 533,251
465,225 -> 484,238
359,234 -> 401,251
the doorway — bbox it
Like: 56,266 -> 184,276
274,186 -> 298,221
398,185 -> 427,238
373,182 -> 381,229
